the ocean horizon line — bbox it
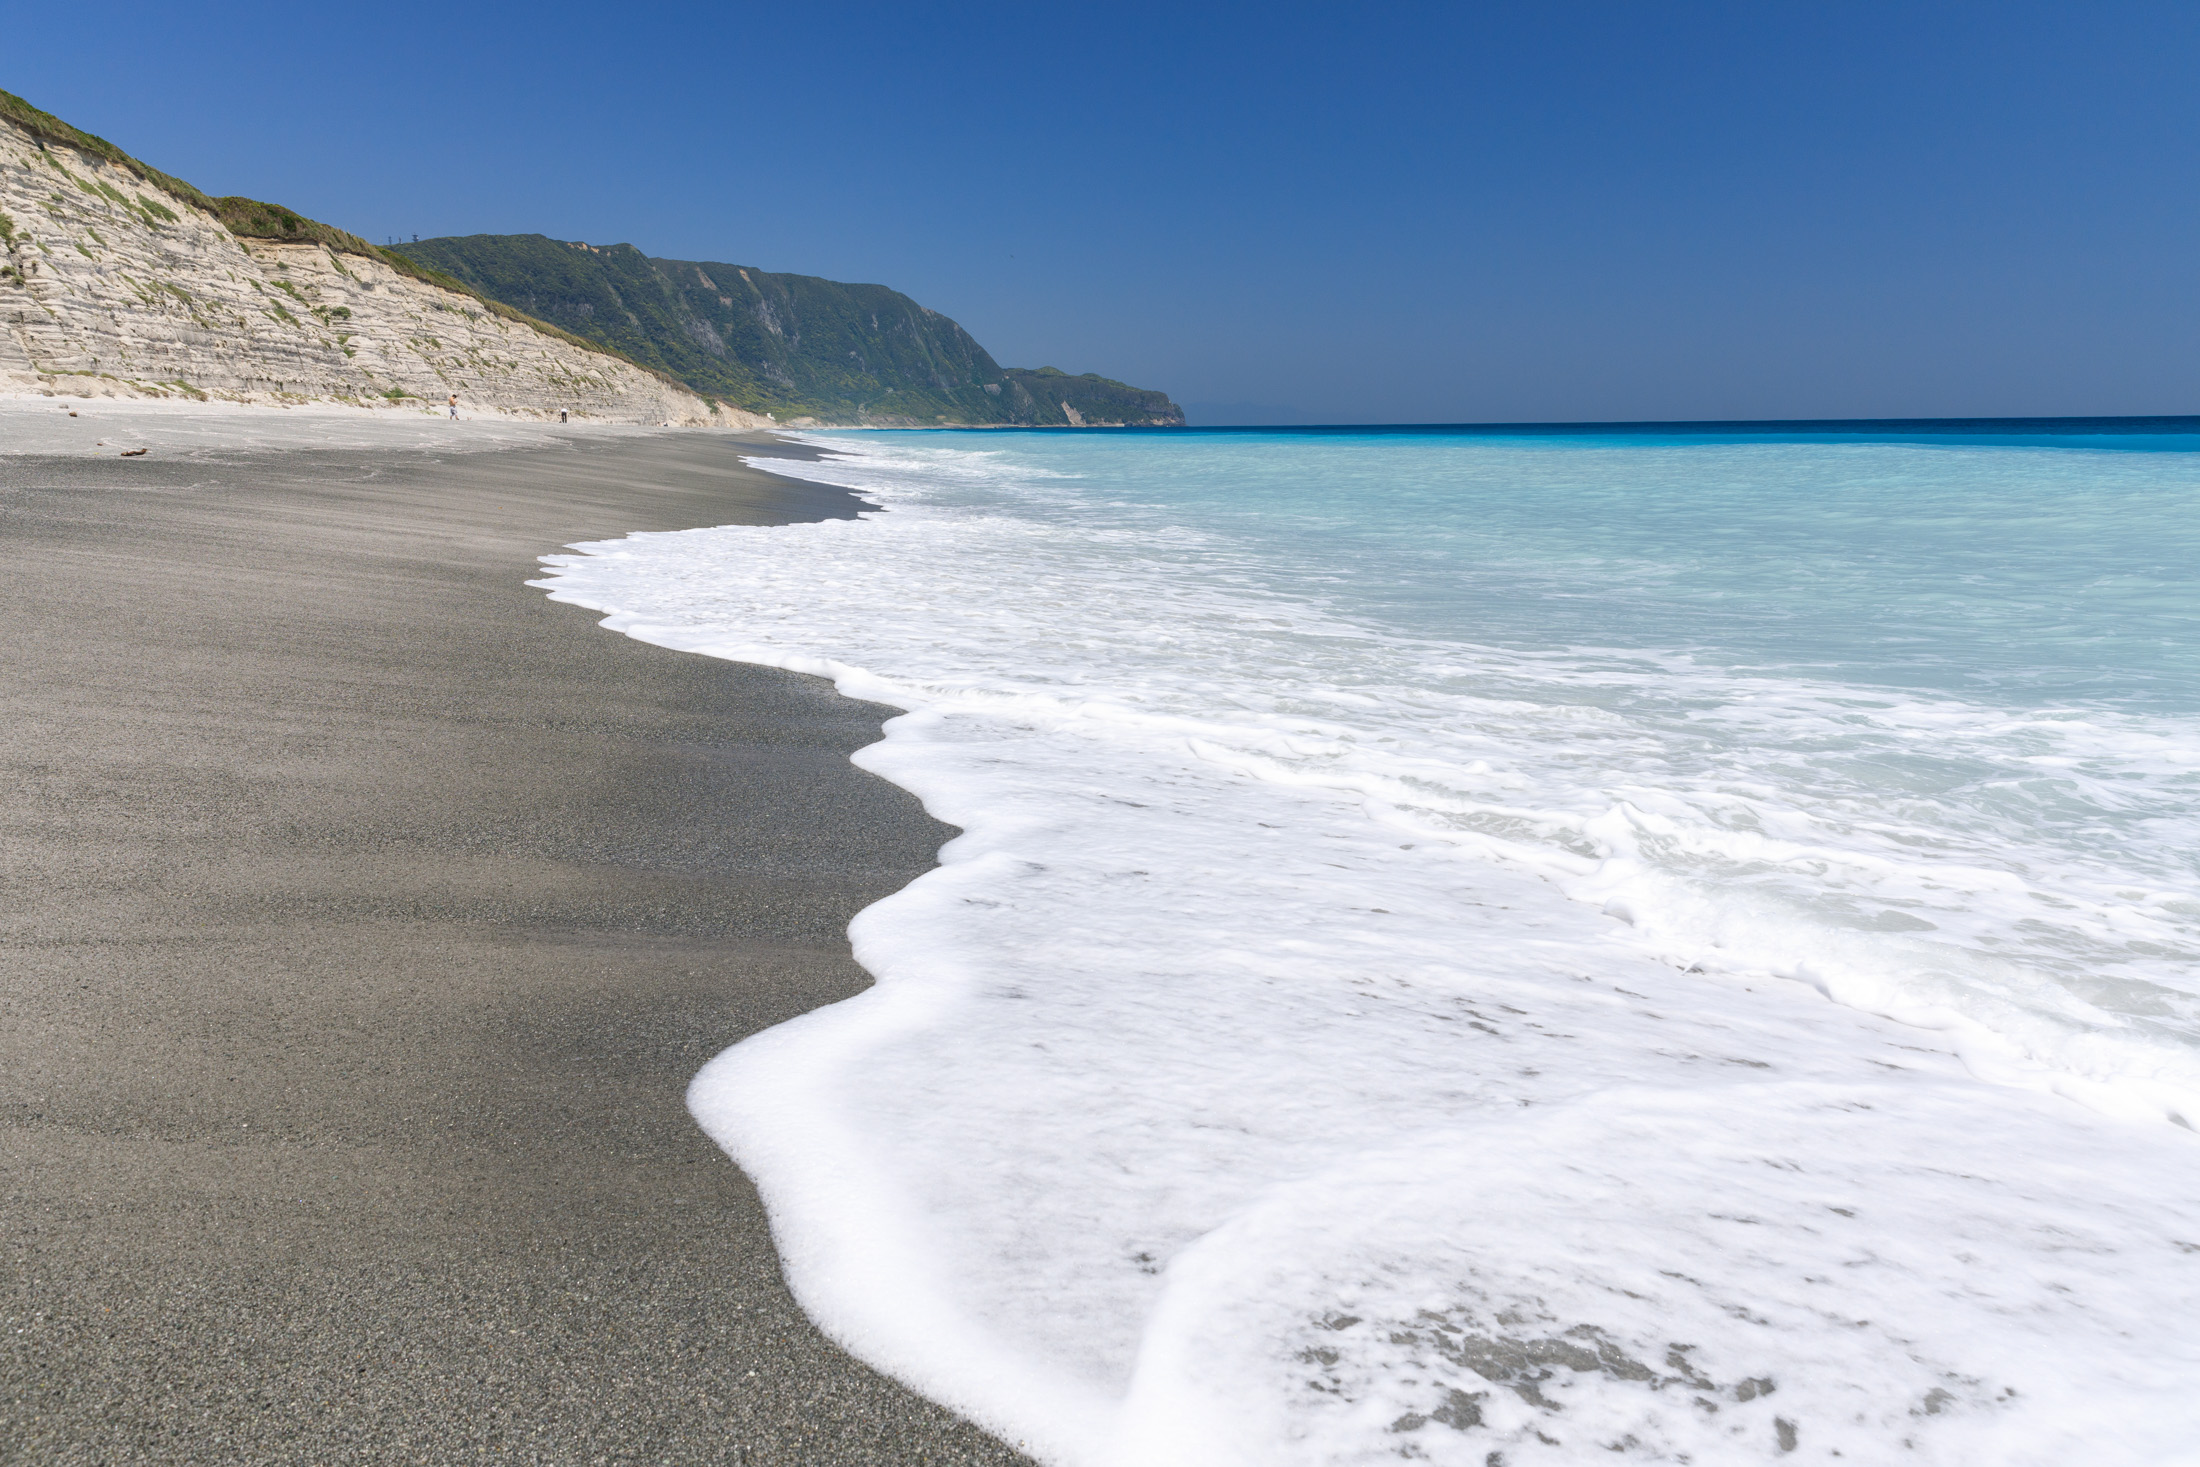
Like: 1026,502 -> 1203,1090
832,412 -> 2200,439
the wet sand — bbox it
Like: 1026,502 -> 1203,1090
0,430 -> 1034,1464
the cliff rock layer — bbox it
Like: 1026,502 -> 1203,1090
0,99 -> 743,424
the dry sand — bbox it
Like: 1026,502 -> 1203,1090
0,422 -> 1033,1464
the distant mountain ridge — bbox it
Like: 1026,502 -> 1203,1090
392,234 -> 1184,428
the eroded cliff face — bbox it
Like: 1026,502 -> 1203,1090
0,117 -> 755,425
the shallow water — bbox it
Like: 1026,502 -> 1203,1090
541,425 -> 2200,1465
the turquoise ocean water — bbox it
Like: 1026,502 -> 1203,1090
545,420 -> 2200,1465
1117,421 -> 2200,709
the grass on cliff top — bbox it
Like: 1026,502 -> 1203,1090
1,86 -> 699,397
216,196 -> 470,293
1012,366 -> 1143,388
213,197 -> 626,361
0,87 -> 214,212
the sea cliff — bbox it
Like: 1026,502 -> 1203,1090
395,234 -> 1187,429
0,94 -> 747,424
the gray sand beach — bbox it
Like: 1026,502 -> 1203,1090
0,424 -> 1032,1464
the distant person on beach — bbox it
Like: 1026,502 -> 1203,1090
448,394 -> 459,420
559,408 -> 568,423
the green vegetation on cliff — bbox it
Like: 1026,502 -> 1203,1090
999,366 -> 1184,428
208,199 -> 617,358
391,233 -> 1184,427
0,88 -> 213,213
2,88 -> 1182,427
5,88 -> 657,382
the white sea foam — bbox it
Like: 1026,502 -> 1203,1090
539,432 -> 2200,1464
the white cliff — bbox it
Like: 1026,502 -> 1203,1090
0,114 -> 762,426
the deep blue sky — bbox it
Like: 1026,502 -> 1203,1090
8,1 -> 2197,423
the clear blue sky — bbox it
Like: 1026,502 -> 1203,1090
8,1 -> 2196,423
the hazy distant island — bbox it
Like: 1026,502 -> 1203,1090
0,87 -> 1182,428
